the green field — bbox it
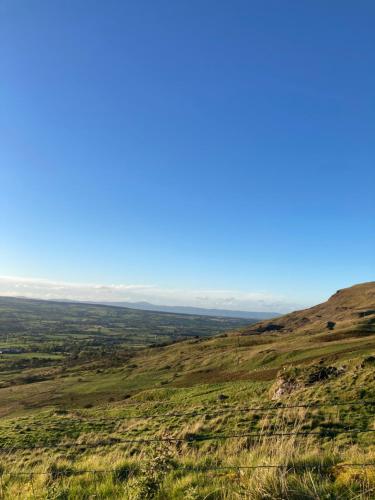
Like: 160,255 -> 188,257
0,296 -> 250,375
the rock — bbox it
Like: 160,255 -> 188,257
358,310 -> 375,318
306,366 -> 341,384
271,364 -> 345,399
272,379 -> 301,399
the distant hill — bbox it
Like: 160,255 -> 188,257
241,281 -> 375,337
93,300 -> 280,320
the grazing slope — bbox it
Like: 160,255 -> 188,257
0,283 -> 374,498
241,281 -> 375,337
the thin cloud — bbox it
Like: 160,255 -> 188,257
0,275 -> 303,313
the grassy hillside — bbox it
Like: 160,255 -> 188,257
0,283 -> 374,498
242,281 -> 375,337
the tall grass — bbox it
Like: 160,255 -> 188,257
0,406 -> 374,498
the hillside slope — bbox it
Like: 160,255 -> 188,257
241,281 -> 375,337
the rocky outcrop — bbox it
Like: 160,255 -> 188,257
271,365 -> 345,399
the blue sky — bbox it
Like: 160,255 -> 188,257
0,1 -> 374,311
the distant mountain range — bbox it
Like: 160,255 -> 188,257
7,296 -> 280,320
91,301 -> 280,320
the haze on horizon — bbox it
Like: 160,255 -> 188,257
1,1 -> 374,311
0,275 -> 303,313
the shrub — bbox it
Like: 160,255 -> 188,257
112,462 -> 138,483
129,443 -> 177,499
361,355 -> 375,367
48,463 -> 75,481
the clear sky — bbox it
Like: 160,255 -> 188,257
0,1 -> 374,312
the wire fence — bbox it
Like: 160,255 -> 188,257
1,398 -> 374,484
77,399 -> 375,421
0,427 -> 374,452
0,399 -> 374,452
2,462 -> 375,479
